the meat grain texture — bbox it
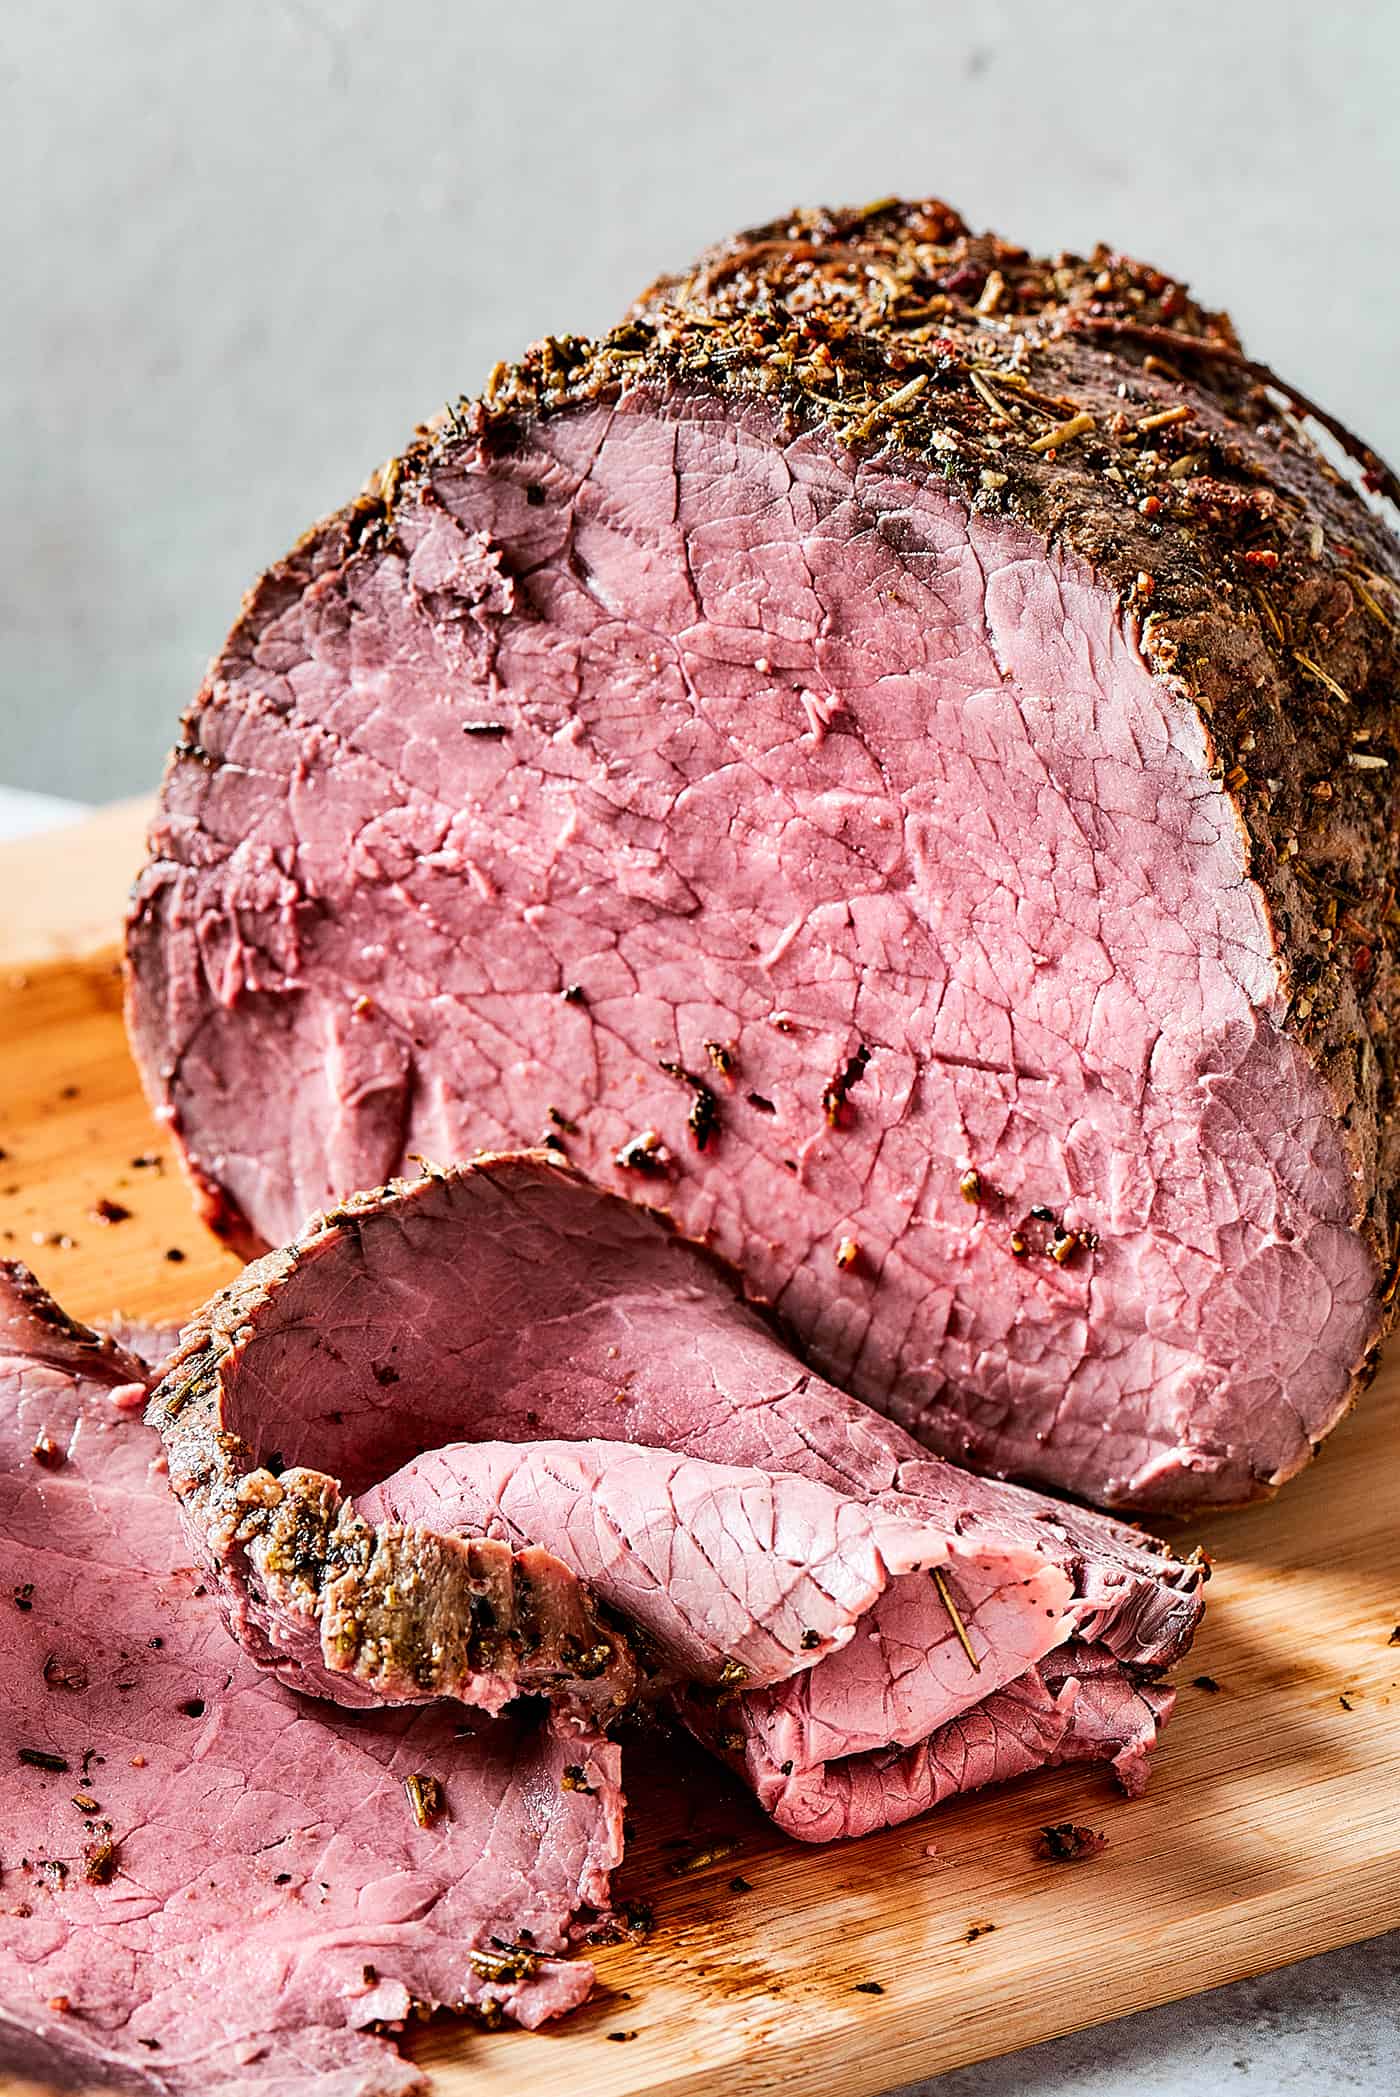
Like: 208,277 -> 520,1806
0,1265 -> 622,2096
127,198 -> 1400,1514
149,1154 -> 1203,1845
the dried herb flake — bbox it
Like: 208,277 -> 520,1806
659,1060 -> 722,1150
405,1773 -> 444,1827
615,1130 -> 668,1176
667,1840 -> 740,1876
468,1941 -> 538,1984
931,1567 -> 981,1672
822,1043 -> 870,1127
83,1836 -> 119,1884
1034,1822 -> 1107,1862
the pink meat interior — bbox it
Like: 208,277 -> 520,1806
137,388 -> 1378,1505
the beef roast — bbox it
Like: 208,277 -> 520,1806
126,197 -> 1400,1512
0,1263 -> 623,2094
148,1154 -> 1204,1841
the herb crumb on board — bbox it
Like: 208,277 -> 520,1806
1034,1823 -> 1108,1862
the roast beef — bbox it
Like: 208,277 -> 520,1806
0,1263 -> 623,2095
148,1153 -> 1204,1841
126,197 -> 1400,1512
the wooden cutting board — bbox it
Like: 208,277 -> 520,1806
2,805 -> 1398,2097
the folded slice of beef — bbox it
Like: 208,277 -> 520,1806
148,1154 -> 1204,1841
359,1437 -> 1076,1706
692,1644 -> 1175,1845
126,197 -> 1400,1513
0,1263 -> 623,2096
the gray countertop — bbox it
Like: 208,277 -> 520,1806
899,1934 -> 1400,2096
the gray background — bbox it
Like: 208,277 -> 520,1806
3,0 -> 1399,801
3,3 -> 1398,2090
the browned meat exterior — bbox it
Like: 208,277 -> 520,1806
0,1264 -> 623,2093
127,198 -> 1400,1511
148,1154 -> 1204,1842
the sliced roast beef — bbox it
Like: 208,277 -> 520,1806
148,1154 -> 1204,1840
126,197 -> 1400,1512
0,1263 -> 623,2095
97,1313 -> 183,1369
360,1438 -> 1076,1708
694,1645 -> 1175,1845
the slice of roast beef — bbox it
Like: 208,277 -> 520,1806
359,1437 -> 1077,1710
365,1441 -> 1175,1842
691,1644 -> 1175,1845
126,198 -> 1400,1513
148,1154 -> 1204,1840
97,1313 -> 183,1369
0,1262 -> 623,2095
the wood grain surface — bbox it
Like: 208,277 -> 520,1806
0,797 -> 151,968
1,815 -> 1397,2095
